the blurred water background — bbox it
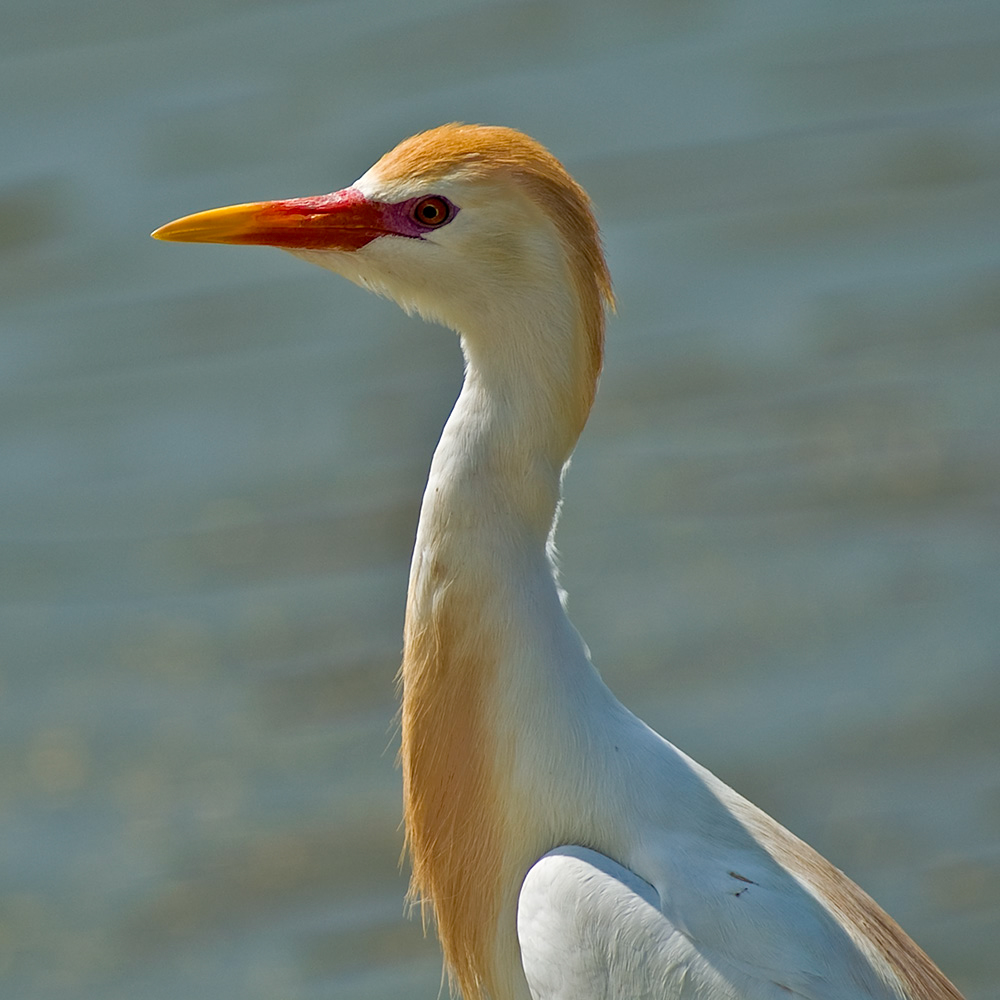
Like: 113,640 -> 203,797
2,1 -> 999,997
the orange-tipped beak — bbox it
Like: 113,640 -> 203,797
151,188 -> 389,251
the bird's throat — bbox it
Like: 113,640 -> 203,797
398,287 -> 606,1000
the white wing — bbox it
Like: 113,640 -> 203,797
517,846 -> 905,1000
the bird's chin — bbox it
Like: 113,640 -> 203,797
284,246 -> 356,272
282,247 -> 384,295
283,247 -> 448,325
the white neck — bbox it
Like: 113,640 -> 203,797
399,288 -> 610,1000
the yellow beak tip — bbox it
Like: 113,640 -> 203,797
150,219 -> 197,242
150,203 -> 263,245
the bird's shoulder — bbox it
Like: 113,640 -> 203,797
517,843 -> 903,1000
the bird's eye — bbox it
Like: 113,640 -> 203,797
411,196 -> 453,228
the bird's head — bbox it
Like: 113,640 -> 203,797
154,124 -> 612,366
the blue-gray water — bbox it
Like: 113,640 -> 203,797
3,2 -> 999,997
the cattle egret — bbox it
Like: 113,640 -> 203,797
154,124 -> 965,1000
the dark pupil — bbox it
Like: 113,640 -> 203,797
418,199 -> 445,224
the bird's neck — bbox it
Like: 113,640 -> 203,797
399,298 -> 602,1000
